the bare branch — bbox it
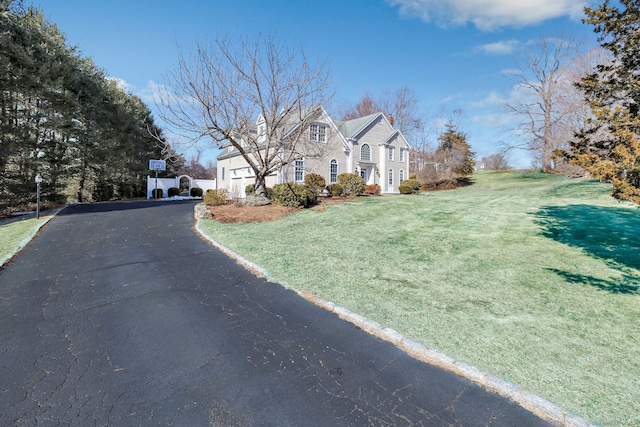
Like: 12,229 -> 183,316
155,34 -> 333,194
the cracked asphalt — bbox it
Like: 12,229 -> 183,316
0,200 -> 555,426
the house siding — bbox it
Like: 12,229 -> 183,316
217,107 -> 411,196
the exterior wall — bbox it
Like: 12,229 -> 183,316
216,110 -> 412,196
217,150 -> 251,197
218,151 -> 281,198
353,116 -> 392,189
300,127 -> 350,186
146,175 -> 216,199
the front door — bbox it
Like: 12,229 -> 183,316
360,168 -> 368,184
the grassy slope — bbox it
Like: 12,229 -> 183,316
0,218 -> 47,266
199,171 -> 640,426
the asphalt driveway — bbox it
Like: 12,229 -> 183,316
0,200 -> 555,426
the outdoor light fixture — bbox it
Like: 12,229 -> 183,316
35,173 -> 42,219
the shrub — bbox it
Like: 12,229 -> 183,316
245,184 -> 255,196
168,187 -> 180,197
326,183 -> 343,197
190,187 -> 203,197
151,188 -> 163,199
399,183 -> 414,194
203,189 -> 228,206
337,173 -> 365,196
400,178 -> 422,194
271,183 -> 317,208
364,184 -> 381,195
304,173 -> 326,195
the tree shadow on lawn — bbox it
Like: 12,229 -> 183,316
534,204 -> 640,295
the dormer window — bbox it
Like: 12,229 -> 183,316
309,123 -> 327,142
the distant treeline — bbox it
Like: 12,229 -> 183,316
0,0 -> 182,211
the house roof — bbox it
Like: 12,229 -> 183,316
332,112 -> 382,140
217,105 -> 410,160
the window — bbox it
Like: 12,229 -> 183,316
295,159 -> 305,182
330,159 -> 338,183
361,143 -> 371,161
388,146 -> 394,161
221,167 -> 225,180
399,148 -> 404,162
399,169 -> 404,182
309,123 -> 327,142
388,169 -> 393,186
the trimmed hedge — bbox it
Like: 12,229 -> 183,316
190,187 -> 203,197
399,183 -> 414,194
364,184 -> 381,195
271,183 -> 316,208
400,178 -> 422,194
245,184 -> 255,196
338,173 -> 365,196
304,173 -> 326,195
203,189 -> 228,206
327,183 -> 343,197
168,187 -> 180,197
151,188 -> 163,199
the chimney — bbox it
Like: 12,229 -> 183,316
387,114 -> 394,127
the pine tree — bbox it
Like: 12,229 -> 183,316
566,0 -> 640,204
435,121 -> 475,179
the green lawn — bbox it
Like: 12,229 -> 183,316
199,171 -> 640,426
0,217 -> 49,266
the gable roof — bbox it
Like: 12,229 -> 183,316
332,112 -> 384,140
384,128 -> 411,148
216,105 -> 412,161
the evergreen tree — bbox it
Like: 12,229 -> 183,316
435,121 -> 475,178
565,0 -> 640,203
0,1 -> 180,209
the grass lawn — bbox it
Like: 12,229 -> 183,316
0,217 -> 49,266
199,171 -> 640,426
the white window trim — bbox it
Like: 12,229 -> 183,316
330,159 -> 338,183
399,148 -> 404,162
295,159 -> 305,183
361,143 -> 371,161
388,146 -> 394,161
388,169 -> 393,186
309,123 -> 327,143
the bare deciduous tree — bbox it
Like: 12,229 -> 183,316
379,86 -> 423,142
505,37 -> 585,172
342,87 -> 423,145
156,35 -> 333,195
481,153 -> 510,170
341,93 -> 382,120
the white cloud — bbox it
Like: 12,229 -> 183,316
137,80 -> 169,105
471,91 -> 506,108
476,40 -> 520,55
386,0 -> 590,31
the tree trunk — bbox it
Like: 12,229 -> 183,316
254,171 -> 268,197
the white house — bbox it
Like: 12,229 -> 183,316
216,105 -> 412,197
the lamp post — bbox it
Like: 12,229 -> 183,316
35,173 -> 42,219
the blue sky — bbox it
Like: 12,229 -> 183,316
32,0 -> 601,167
